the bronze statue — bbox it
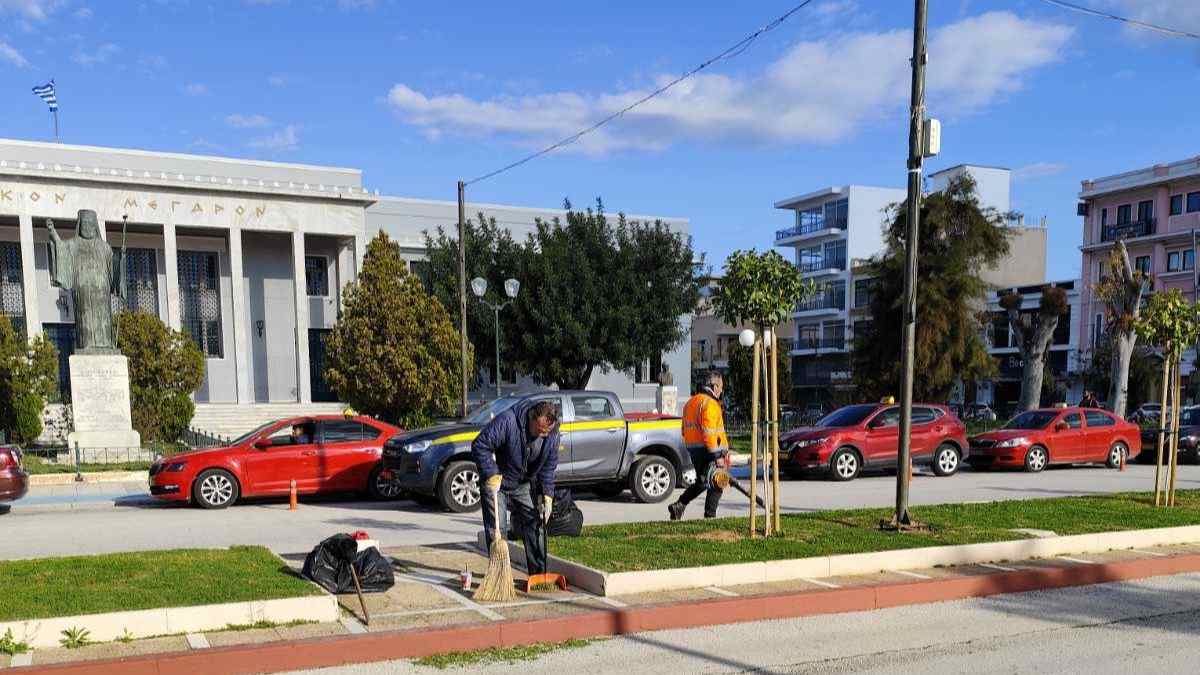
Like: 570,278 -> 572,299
46,209 -> 126,353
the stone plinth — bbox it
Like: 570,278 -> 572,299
656,385 -> 679,416
66,354 -> 141,450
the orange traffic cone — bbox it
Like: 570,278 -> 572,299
289,479 -> 298,510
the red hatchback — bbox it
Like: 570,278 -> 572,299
149,415 -> 401,509
781,403 -> 969,481
968,407 -> 1139,472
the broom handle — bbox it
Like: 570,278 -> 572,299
349,560 -> 370,625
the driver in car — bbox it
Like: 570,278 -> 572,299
290,423 -> 313,445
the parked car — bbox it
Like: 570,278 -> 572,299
968,407 -> 1139,472
779,402 -> 969,481
1129,403 -> 1163,425
1139,405 -> 1200,465
0,446 -> 29,507
381,390 -> 696,512
963,404 -> 997,422
148,415 -> 403,509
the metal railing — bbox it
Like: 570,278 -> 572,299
775,216 -> 848,241
798,254 -> 847,273
796,290 -> 846,312
1101,218 -> 1155,242
794,336 -> 847,350
182,427 -> 232,449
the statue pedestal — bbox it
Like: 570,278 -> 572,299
656,385 -> 679,417
67,354 -> 141,451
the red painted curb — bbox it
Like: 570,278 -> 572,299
13,552 -> 1200,675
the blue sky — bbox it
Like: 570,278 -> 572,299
1,0 -> 1198,282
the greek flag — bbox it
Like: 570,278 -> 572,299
32,80 -> 57,112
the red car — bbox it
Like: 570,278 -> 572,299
149,415 -> 401,509
0,446 -> 29,506
781,402 -> 968,481
968,406 -> 1139,472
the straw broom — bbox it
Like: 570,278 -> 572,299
473,490 -> 518,602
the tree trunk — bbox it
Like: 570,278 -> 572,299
559,363 -> 596,391
1109,333 -> 1135,417
1018,348 -> 1045,411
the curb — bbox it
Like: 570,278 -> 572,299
11,551 -> 1200,674
27,472 -> 149,487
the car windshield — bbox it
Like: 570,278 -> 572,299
1180,408 -> 1200,426
1004,411 -> 1058,430
465,398 -> 519,424
232,420 -> 280,446
815,404 -> 877,428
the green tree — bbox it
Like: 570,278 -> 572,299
854,175 -> 1011,401
1001,286 -> 1069,411
0,316 -> 58,444
424,214 -> 522,385
711,250 -> 813,329
116,310 -> 205,442
326,231 -> 471,427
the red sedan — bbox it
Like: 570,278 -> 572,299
150,415 -> 401,509
968,406 -> 1139,472
0,446 -> 29,506
781,402 -> 969,481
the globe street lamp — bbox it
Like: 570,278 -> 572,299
472,277 -> 520,399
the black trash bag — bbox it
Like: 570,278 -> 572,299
504,487 -> 584,539
302,533 -> 395,594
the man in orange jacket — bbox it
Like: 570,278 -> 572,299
669,371 -> 730,520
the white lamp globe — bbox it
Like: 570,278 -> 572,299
738,329 -> 755,347
470,277 -> 487,298
762,328 -> 773,347
504,278 -> 520,299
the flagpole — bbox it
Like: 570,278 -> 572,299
53,109 -> 59,143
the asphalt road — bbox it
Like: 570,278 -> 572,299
289,571 -> 1200,674
3,463 -> 1198,560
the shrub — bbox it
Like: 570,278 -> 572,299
0,316 -> 58,444
325,231 -> 471,428
116,311 -> 205,442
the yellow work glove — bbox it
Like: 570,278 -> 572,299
485,475 -> 502,494
541,495 -> 553,524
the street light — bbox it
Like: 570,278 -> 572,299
472,277 -> 520,399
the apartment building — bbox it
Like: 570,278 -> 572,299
1077,156 -> 1200,378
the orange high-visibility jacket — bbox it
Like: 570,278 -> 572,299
682,391 -> 729,455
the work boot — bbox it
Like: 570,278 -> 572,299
668,501 -> 684,521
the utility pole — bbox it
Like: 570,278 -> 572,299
457,181 -> 469,418
894,0 -> 929,528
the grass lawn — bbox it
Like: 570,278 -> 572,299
0,546 -> 320,622
415,639 -> 596,669
550,490 -> 1200,572
21,455 -> 152,474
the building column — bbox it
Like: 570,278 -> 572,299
292,230 -> 312,403
162,221 -> 181,331
228,228 -> 252,403
17,215 -> 40,338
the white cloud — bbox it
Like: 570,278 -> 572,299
1013,162 -> 1068,182
249,124 -> 299,150
73,6 -> 91,19
337,0 -> 375,8
225,113 -> 272,128
183,82 -> 208,96
385,11 -> 1072,155
0,40 -> 28,67
0,1 -> 55,20
71,41 -> 117,67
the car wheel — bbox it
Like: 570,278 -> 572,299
1106,442 -> 1128,469
193,469 -> 239,509
590,483 -> 626,499
1024,445 -> 1048,473
438,461 -> 481,513
931,443 -> 961,477
367,465 -> 404,500
829,448 -> 861,482
630,456 -> 676,503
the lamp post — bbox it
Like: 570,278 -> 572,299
471,277 -> 520,400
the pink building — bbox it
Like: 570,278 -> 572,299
1077,157 -> 1200,367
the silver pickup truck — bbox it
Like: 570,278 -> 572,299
380,390 -> 696,512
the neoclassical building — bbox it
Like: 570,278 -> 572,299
0,138 -> 691,436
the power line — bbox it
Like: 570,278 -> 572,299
1037,0 -> 1200,40
465,0 -> 816,186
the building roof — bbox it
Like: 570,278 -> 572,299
1079,156 -> 1200,199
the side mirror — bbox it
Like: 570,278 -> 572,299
254,439 -> 272,450
1055,422 -> 1068,432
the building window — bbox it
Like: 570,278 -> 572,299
1100,208 -> 1107,226
1189,192 -> 1200,214
0,242 -> 25,335
798,323 -> 820,349
992,313 -> 1010,348
1168,251 -> 1182,272
854,278 -> 877,308
1187,250 -> 1195,272
304,255 -> 328,297
1093,313 -> 1104,345
179,251 -> 223,358
1053,305 -> 1071,346
1135,256 -> 1151,275
1171,194 -> 1184,216
1137,200 -> 1153,222
113,247 -> 159,316
1116,204 -> 1132,224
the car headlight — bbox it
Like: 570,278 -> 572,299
404,440 -> 432,454
165,461 -> 187,472
995,437 -> 1031,448
1181,435 -> 1198,447
792,437 -> 828,449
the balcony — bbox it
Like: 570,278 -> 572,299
797,254 -> 847,274
794,336 -> 847,351
1101,218 -> 1155,242
796,293 -> 846,313
776,215 -> 848,242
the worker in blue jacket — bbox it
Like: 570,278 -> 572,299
470,399 -> 560,574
